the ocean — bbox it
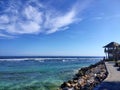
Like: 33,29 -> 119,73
0,56 -> 102,90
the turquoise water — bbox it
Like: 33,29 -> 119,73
0,57 -> 102,90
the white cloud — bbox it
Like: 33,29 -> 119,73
91,13 -> 120,21
0,0 -> 93,38
0,5 -> 43,35
44,9 -> 77,34
92,16 -> 103,20
18,21 -> 41,34
24,5 -> 43,23
0,15 -> 9,24
6,21 -> 41,34
44,0 -> 94,34
0,33 -> 7,37
0,33 -> 13,38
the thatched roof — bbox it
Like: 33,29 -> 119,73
103,42 -> 120,48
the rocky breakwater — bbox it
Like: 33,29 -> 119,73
59,60 -> 108,90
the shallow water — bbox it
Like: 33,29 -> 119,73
0,56 -> 102,90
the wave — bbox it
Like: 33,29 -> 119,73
0,57 -> 102,62
0,58 -> 29,61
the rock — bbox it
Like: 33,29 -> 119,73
60,60 -> 108,90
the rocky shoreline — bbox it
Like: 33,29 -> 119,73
59,60 -> 108,90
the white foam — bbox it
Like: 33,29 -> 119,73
0,57 -> 102,61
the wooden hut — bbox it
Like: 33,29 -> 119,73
103,42 -> 120,61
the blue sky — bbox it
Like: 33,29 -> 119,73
0,0 -> 120,56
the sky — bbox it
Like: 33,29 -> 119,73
0,0 -> 120,56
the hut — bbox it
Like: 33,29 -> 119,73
103,42 -> 120,60
103,42 -> 120,65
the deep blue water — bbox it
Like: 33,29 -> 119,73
0,56 -> 102,90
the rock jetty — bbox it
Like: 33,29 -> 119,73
59,60 -> 108,90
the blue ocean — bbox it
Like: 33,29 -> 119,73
0,56 -> 102,90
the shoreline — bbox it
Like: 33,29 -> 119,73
59,60 -> 108,90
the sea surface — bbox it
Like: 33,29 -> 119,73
0,56 -> 102,90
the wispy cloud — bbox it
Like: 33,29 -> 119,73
91,13 -> 120,21
0,33 -> 13,38
0,15 -> 9,24
44,9 -> 77,34
0,0 -> 93,38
